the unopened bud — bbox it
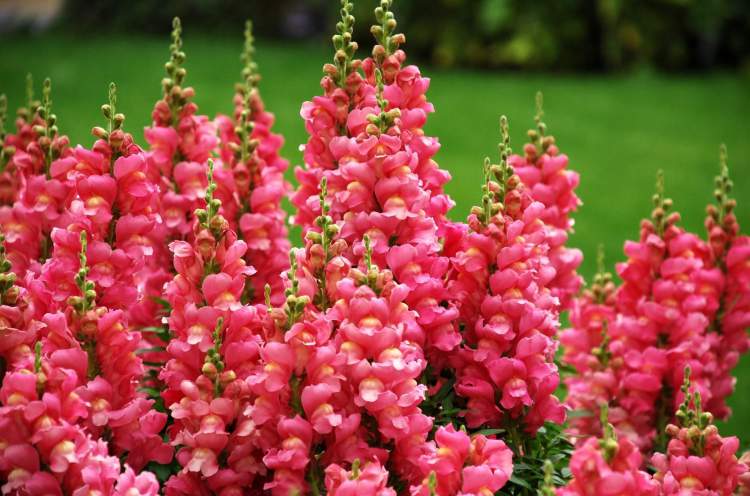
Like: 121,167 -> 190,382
202,361 -> 218,378
92,127 -> 108,139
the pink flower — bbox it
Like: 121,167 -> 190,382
325,460 -> 397,496
411,426 -> 513,495
115,466 -> 160,496
651,381 -> 749,496
113,152 -> 159,215
558,436 -> 658,496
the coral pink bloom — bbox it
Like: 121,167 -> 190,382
411,425 -> 513,496
144,126 -> 179,176
202,273 -> 246,311
652,424 -> 748,495
113,153 -> 159,215
114,466 -> 160,496
558,435 -> 659,496
325,461 -> 397,496
50,145 -> 108,181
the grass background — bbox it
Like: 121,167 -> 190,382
0,32 -> 747,441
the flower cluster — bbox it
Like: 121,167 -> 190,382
158,162 -> 270,494
410,425 -> 514,495
650,370 -> 750,495
701,148 -> 750,419
449,116 -> 565,436
556,407 -> 659,496
0,3 -> 746,495
0,230 -> 164,494
292,0 -> 460,366
562,156 -> 750,460
0,77 -> 70,276
509,92 -> 582,310
145,18 -> 217,241
559,370 -> 750,496
0,78 -> 171,494
214,20 -> 291,305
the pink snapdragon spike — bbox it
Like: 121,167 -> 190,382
560,249 -> 621,441
561,172 -> 734,455
158,161 -> 269,494
556,406 -> 659,496
293,0 -> 460,366
248,212 -> 326,494
702,146 -> 750,419
651,368 -> 749,495
1,77 -> 71,277
325,459 -> 396,496
145,17 -> 216,240
249,175 -> 437,492
214,20 -> 291,306
450,116 -> 564,436
327,235 -> 432,486
37,84 -> 151,315
0,83 -> 169,485
509,92 -> 582,310
2,75 -> 67,210
410,425 -> 513,495
0,232 -> 162,494
0,233 -> 38,383
0,94 -> 18,206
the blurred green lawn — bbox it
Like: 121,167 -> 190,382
0,33 -> 748,441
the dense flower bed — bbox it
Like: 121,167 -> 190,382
0,1 -> 748,495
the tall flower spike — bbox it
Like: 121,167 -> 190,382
495,114 -> 514,203
509,92 -> 582,310
705,143 -> 739,260
194,159 -> 224,238
651,170 -> 673,237
163,17 -> 187,125
308,177 -> 340,309
365,68 -> 400,134
371,0 -> 405,62
34,77 -> 58,177
529,91 -> 553,157
0,94 -> 14,171
70,231 -> 97,315
241,19 -> 260,88
651,365 -> 749,493
332,0 -> 358,88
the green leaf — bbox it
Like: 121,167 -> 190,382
473,428 -> 506,436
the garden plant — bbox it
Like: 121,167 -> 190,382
0,1 -> 748,495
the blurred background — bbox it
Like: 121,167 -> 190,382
0,0 -> 748,439
3,0 -> 750,71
